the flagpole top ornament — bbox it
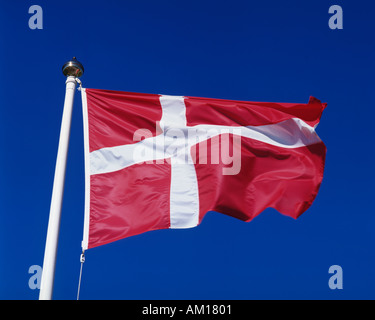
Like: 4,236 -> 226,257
62,57 -> 84,78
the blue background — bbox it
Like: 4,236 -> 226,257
0,0 -> 374,299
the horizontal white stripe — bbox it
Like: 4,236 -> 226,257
89,117 -> 321,176
193,118 -> 321,148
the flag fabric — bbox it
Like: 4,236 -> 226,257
81,88 -> 326,250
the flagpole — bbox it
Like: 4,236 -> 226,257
39,58 -> 84,300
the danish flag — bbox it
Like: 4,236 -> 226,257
81,89 -> 326,249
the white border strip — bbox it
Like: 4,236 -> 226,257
89,117 -> 322,176
81,88 -> 90,250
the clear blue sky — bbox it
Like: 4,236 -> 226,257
1,0 -> 374,300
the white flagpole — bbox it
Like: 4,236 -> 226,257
39,58 -> 84,300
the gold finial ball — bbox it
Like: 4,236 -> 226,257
62,57 -> 84,77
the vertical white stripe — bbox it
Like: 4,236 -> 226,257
159,95 -> 187,129
159,95 -> 200,229
81,89 -> 90,250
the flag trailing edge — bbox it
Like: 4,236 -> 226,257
80,88 -> 326,250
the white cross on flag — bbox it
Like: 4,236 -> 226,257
80,88 -> 326,249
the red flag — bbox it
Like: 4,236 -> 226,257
81,89 -> 326,249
